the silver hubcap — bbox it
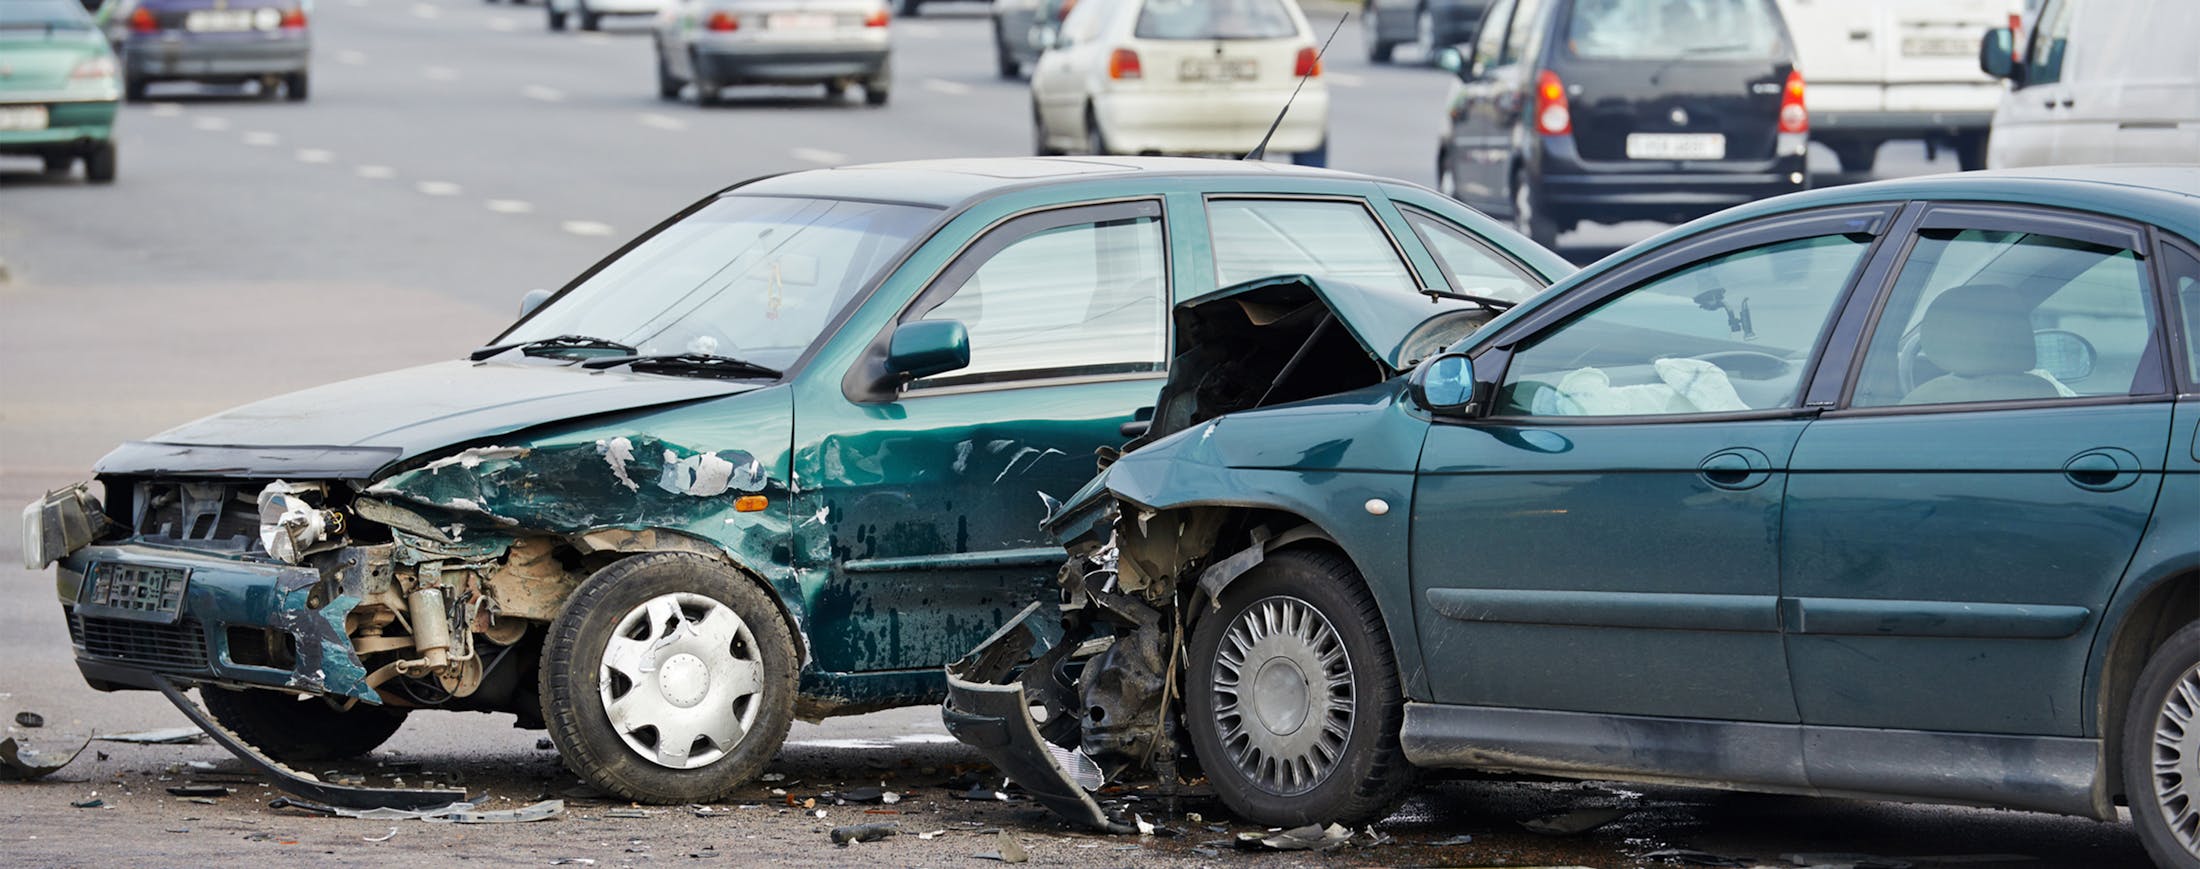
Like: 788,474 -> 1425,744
2153,661 -> 2200,857
600,592 -> 765,770
1213,596 -> 1355,796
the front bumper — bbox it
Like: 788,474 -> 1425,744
693,39 -> 890,85
1095,87 -> 1328,155
124,33 -> 311,80
1535,136 -> 1807,226
0,100 -> 117,153
941,602 -> 1132,833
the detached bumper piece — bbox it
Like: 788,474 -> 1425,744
156,679 -> 465,811
941,602 -> 1134,834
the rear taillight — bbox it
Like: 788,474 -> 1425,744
1778,70 -> 1807,133
1293,46 -> 1320,77
1057,0 -> 1076,20
1108,48 -> 1141,80
707,10 -> 738,30
1533,69 -> 1570,136
280,6 -> 306,27
863,6 -> 888,26
128,6 -> 157,32
71,55 -> 117,80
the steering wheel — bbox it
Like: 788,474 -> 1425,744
1690,349 -> 1792,381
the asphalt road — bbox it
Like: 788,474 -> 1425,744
0,1 -> 2144,865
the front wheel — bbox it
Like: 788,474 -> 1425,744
1362,2 -> 1395,64
546,5 -> 568,30
1184,549 -> 1414,827
540,552 -> 797,804
656,49 -> 683,100
202,687 -> 408,761
1953,130 -> 1989,172
284,71 -> 308,101
2123,619 -> 2200,869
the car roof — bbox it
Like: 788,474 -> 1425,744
732,157 -> 1382,208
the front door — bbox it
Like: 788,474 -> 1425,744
791,200 -> 1171,675
1781,205 -> 2176,736
1412,207 -> 1887,721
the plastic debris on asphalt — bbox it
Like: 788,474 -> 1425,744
95,727 -> 208,745
1521,807 -> 1634,835
830,822 -> 898,846
974,832 -> 1031,863
14,711 -> 45,728
0,736 -> 88,781
1234,822 -> 1353,852
1783,854 -> 1914,869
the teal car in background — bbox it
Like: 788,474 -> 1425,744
0,0 -> 121,182
950,166 -> 2200,867
18,157 -> 1568,807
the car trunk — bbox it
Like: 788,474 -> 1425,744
1564,58 -> 1790,163
0,43 -> 85,89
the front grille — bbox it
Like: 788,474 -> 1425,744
68,611 -> 210,671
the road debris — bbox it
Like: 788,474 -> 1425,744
916,830 -> 946,840
1235,823 -> 1352,852
14,711 -> 45,728
0,736 -> 89,781
604,808 -> 651,818
829,823 -> 898,846
1783,855 -> 1913,869
363,827 -> 399,842
166,784 -> 233,797
1521,807 -> 1634,836
975,832 -> 1031,863
1644,848 -> 1749,867
1429,834 -> 1476,846
71,798 -> 105,808
96,727 -> 208,745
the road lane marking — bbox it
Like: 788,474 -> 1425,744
921,78 -> 971,96
562,220 -> 615,237
337,49 -> 368,65
522,85 -> 565,102
487,17 -> 518,30
416,180 -> 463,196
486,199 -> 535,214
637,112 -> 687,131
411,3 -> 439,18
149,102 -> 183,117
1326,71 -> 1364,88
191,116 -> 229,132
356,165 -> 397,179
424,66 -> 461,81
240,131 -> 281,146
295,148 -> 334,163
791,147 -> 847,165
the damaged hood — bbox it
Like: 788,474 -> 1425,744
1184,273 -> 1482,372
97,360 -> 762,480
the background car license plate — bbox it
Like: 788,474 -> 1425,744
1626,133 -> 1726,160
185,9 -> 256,31
1178,58 -> 1257,82
82,562 -> 190,620
0,106 -> 48,131
767,13 -> 834,30
1902,35 -> 1976,57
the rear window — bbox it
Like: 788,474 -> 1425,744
1133,0 -> 1297,40
1563,0 -> 1783,60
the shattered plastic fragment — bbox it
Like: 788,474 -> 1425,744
14,711 -> 44,728
1430,834 -> 1476,846
1783,854 -> 1914,869
166,785 -> 232,797
0,736 -> 88,781
974,832 -> 1031,863
1521,807 -> 1633,836
1235,823 -> 1352,852
598,437 -> 640,492
97,728 -> 208,745
829,823 -> 898,846
363,827 -> 398,843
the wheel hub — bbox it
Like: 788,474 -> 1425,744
1212,596 -> 1355,796
657,653 -> 710,708
599,592 -> 767,770
1251,658 -> 1312,736
2153,662 -> 2200,857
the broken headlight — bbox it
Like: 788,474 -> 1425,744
256,481 -> 345,564
21,484 -> 105,571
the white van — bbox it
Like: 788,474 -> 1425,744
1980,0 -> 2200,168
1774,0 -> 2019,174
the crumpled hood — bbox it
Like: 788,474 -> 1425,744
96,359 -> 762,479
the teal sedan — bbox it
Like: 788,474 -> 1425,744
0,0 -> 121,182
951,166 -> 2200,867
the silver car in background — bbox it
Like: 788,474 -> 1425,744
548,0 -> 669,32
654,0 -> 892,106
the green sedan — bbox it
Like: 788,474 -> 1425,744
0,0 -> 120,182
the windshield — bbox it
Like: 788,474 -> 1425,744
0,0 -> 96,29
503,195 -> 938,372
1564,0 -> 1782,60
1133,0 -> 1297,40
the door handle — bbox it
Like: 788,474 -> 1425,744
2064,449 -> 2141,492
1699,448 -> 1773,491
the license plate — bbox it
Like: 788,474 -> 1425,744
766,13 -> 834,30
1626,133 -> 1726,160
81,562 -> 191,620
0,106 -> 48,131
185,9 -> 256,31
1178,58 -> 1257,82
1902,35 -> 1975,57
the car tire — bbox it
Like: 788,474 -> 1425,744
1436,150 -> 1458,199
1953,131 -> 1988,172
547,6 -> 568,30
41,153 -> 73,175
1184,548 -> 1415,827
2122,619 -> 2200,869
1362,2 -> 1395,64
201,687 -> 408,762
1033,101 -> 1061,156
692,52 -> 720,106
82,141 -> 117,184
123,73 -> 148,102
993,21 -> 1019,79
1830,141 -> 1878,175
895,0 -> 920,16
1413,5 -> 1437,65
284,71 -> 309,102
1511,168 -> 1558,249
824,80 -> 847,100
1084,106 -> 1109,156
540,552 -> 798,804
656,49 -> 683,100
578,1 -> 601,31
863,77 -> 888,106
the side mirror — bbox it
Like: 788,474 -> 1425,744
1436,46 -> 1466,77
1038,25 -> 1062,50
517,288 -> 552,321
885,319 -> 971,383
1979,27 -> 2018,81
1408,351 -> 1482,415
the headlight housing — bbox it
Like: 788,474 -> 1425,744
21,484 -> 104,571
257,481 -> 345,564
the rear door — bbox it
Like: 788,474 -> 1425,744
1554,0 -> 1791,166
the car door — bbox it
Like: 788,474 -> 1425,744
790,199 -> 1171,675
1444,0 -> 1525,209
1987,0 -> 2071,168
1411,205 -> 1894,722
1030,0 -> 1113,143
1781,204 -> 2177,738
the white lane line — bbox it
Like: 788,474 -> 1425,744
410,3 -> 439,18
921,78 -> 971,96
416,180 -> 463,196
487,17 -> 518,31
423,65 -> 460,81
561,220 -> 615,237
295,148 -> 334,163
191,116 -> 229,132
790,147 -> 847,165
356,164 -> 397,179
486,199 -> 534,214
522,85 -> 565,102
149,102 -> 184,117
636,112 -> 687,131
240,130 -> 281,146
1326,71 -> 1364,88
337,49 -> 368,65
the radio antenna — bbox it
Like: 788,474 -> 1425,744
1245,12 -> 1346,162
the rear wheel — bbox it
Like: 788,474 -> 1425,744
656,48 -> 683,100
1032,101 -> 1060,155
1362,2 -> 1395,64
993,21 -> 1020,79
284,71 -> 309,101
2123,619 -> 2200,869
1953,130 -> 1989,172
41,153 -> 72,175
862,76 -> 888,106
1084,106 -> 1108,156
1511,168 -> 1557,248
546,4 -> 568,30
1184,549 -> 1414,827
123,73 -> 148,102
692,51 -> 720,106
82,141 -> 116,184
202,687 -> 408,762
824,80 -> 848,100
1829,141 -> 1878,175
577,2 -> 601,30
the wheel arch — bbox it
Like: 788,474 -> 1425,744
569,526 -> 812,669
2094,560 -> 2200,809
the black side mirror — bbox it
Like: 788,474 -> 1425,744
1979,27 -> 2020,83
1408,351 -> 1483,416
517,288 -> 552,321
884,319 -> 971,383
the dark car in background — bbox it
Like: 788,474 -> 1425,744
989,0 -> 1070,79
105,0 -> 311,101
1362,0 -> 1490,65
1435,0 -> 1808,246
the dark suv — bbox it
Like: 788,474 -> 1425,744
1434,0 -> 1808,246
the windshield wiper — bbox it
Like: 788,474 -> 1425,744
1422,287 -> 1518,311
579,353 -> 782,380
468,334 -> 636,361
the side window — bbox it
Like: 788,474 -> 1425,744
2023,0 -> 2074,87
2168,244 -> 2200,387
1499,0 -> 1545,65
1852,228 -> 2158,408
1470,0 -> 1511,75
1207,198 -> 1417,294
1399,206 -> 1543,303
914,215 -> 1166,386
1497,234 -> 1871,417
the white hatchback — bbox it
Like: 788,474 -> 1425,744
1030,0 -> 1330,165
